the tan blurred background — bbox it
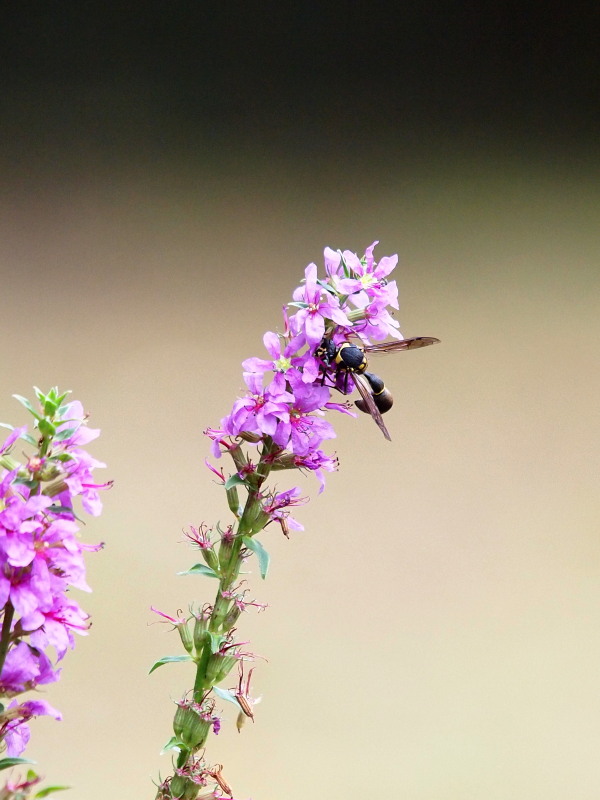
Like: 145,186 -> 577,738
1,6 -> 599,800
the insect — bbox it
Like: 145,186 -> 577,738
317,336 -> 440,441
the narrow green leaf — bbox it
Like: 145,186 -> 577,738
242,536 -> 270,579
0,422 -> 37,447
224,474 -> 245,490
34,786 -> 70,798
53,427 -> 76,442
12,395 -> 41,420
316,278 -> 336,295
212,686 -> 242,709
177,563 -> 219,579
0,757 -> 35,771
161,736 -> 184,754
148,654 -> 193,674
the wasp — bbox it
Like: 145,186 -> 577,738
316,336 -> 440,441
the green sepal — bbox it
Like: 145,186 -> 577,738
0,757 -> 35,771
224,474 -> 246,490
148,654 -> 193,674
212,685 -> 243,709
34,786 -> 70,798
287,301 -> 308,309
207,631 -> 225,654
12,394 -> 41,420
242,536 -> 270,579
177,563 -> 220,579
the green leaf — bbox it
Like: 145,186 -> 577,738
224,474 -> 246,490
12,395 -> 41,420
242,536 -> 270,579
34,786 -> 70,798
37,418 -> 56,437
0,757 -> 35,771
161,736 -> 184,754
53,427 -> 77,442
177,563 -> 219,579
43,398 -> 58,417
212,686 -> 242,709
46,504 -> 76,517
316,278 -> 337,295
287,301 -> 308,309
148,654 -> 193,674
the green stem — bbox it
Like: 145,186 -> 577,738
171,443 -> 274,780
0,602 -> 15,678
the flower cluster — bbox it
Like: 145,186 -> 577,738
0,388 -> 110,759
209,241 -> 401,495
153,243 -> 412,800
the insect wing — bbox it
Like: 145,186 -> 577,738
364,336 -> 440,353
352,373 -> 392,441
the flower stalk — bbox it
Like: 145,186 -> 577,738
0,388 -> 110,795
152,243 -> 438,799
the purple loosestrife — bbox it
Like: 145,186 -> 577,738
0,388 -> 110,781
152,243 -> 437,799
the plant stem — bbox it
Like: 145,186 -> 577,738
0,602 -> 15,677
171,444 -> 273,778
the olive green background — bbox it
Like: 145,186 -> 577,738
1,7 -> 599,799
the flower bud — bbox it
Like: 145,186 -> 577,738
214,654 -> 239,684
226,485 -> 240,515
193,609 -> 210,652
239,431 -> 261,443
204,652 -> 239,685
200,546 -> 220,574
168,774 -> 188,798
177,620 -> 194,655
38,463 -> 62,481
217,529 -> 235,570
222,602 -> 242,630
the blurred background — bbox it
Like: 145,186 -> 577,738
0,4 -> 598,799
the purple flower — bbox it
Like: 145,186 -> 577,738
334,242 -> 399,308
290,262 -> 351,347
3,698 -> 62,756
0,642 -> 60,695
0,389 -> 109,755
0,426 -> 27,456
291,448 -> 339,493
351,296 -> 402,343
242,329 -> 307,386
55,400 -> 100,447
272,379 -> 335,456
225,375 -> 293,439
